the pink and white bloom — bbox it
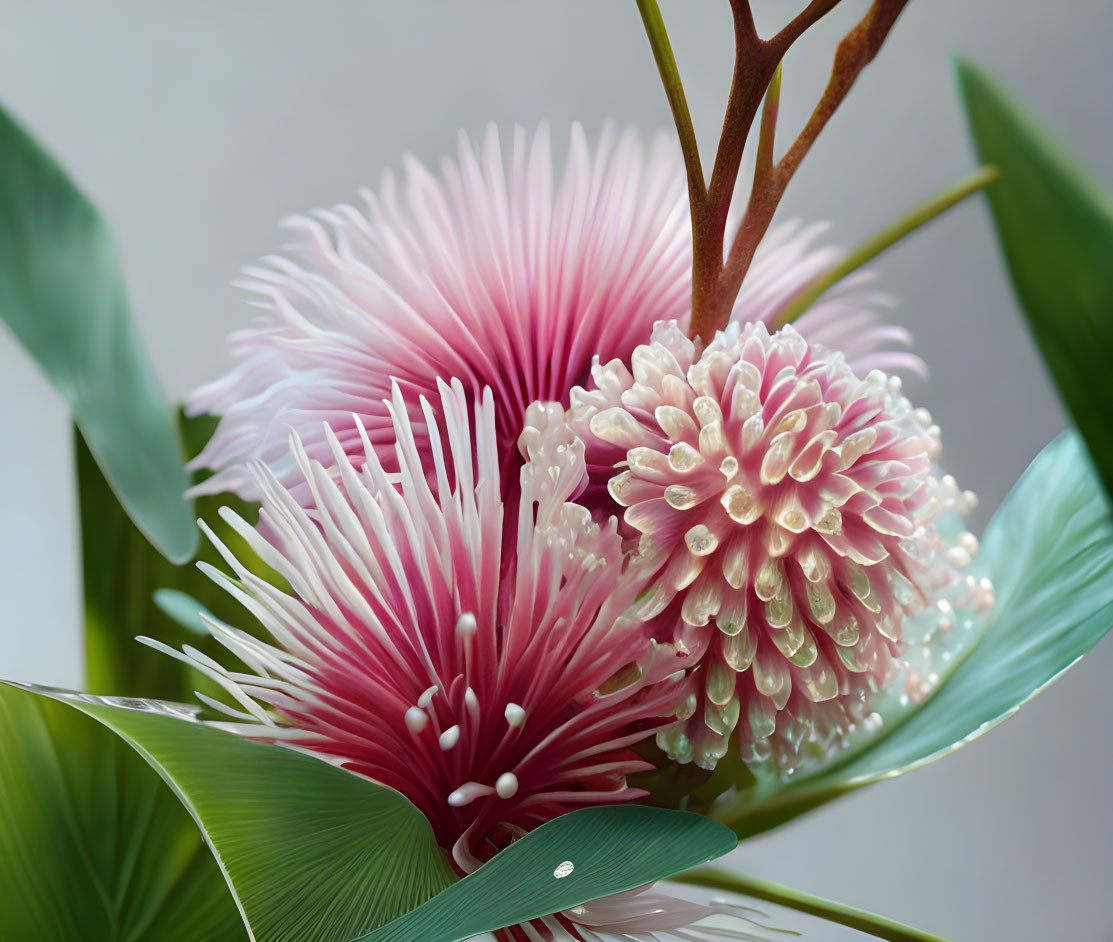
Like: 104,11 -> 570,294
186,124 -> 915,502
565,321 -> 993,769
151,379 -> 773,940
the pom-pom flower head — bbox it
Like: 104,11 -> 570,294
569,321 -> 990,769
151,380 -> 771,940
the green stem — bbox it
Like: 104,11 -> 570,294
670,868 -> 951,942
753,62 -> 783,179
635,0 -> 706,203
774,164 -> 1000,326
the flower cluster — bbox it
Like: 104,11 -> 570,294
170,127 -> 992,940
568,320 -> 992,770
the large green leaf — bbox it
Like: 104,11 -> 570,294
0,103 -> 195,562
705,431 -> 1113,836
957,59 -> 1113,499
79,413 -> 285,700
31,686 -> 457,942
360,805 -> 737,942
0,683 -> 244,942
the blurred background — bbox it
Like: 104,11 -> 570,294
0,2 -> 1109,939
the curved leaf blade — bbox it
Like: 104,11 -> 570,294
360,805 -> 737,942
957,58 -> 1113,498
0,683 -> 245,942
0,103 -> 195,561
35,687 -> 457,942
712,431 -> 1113,836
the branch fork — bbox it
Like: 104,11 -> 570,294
637,0 -> 911,342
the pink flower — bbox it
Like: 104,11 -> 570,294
566,321 -> 992,769
150,380 -> 775,940
186,124 -> 914,502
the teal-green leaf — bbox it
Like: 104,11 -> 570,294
360,805 -> 737,942
0,683 -> 245,942
37,688 -> 457,942
153,589 -> 213,636
708,431 -> 1113,837
0,103 -> 195,562
956,59 -> 1113,499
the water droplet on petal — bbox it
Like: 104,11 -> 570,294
665,484 -> 699,510
754,558 -> 784,602
721,483 -> 760,525
684,524 -> 720,556
806,582 -> 836,624
669,441 -> 702,472
723,625 -> 756,671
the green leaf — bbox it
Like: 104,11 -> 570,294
0,683 -> 245,942
33,686 -> 457,942
80,414 -> 280,700
360,805 -> 737,942
672,868 -> 946,942
707,431 -> 1113,837
0,103 -> 195,562
956,59 -> 1113,499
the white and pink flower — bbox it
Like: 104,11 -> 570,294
565,320 -> 991,769
186,126 -> 915,504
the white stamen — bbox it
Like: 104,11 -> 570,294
439,725 -> 461,750
504,702 -> 526,728
946,546 -> 972,569
404,706 -> 428,734
958,530 -> 979,556
417,685 -> 438,709
447,782 -> 495,807
455,612 -> 478,640
495,772 -> 519,799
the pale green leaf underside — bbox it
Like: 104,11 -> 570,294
32,688 -> 457,942
360,805 -> 737,942
0,102 -> 195,562
712,431 -> 1113,836
0,683 -> 244,942
957,59 -> 1113,499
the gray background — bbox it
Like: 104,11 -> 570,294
0,2 -> 1109,939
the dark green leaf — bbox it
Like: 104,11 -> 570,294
79,414 -> 279,700
40,687 -> 457,942
0,683 -> 244,942
0,103 -> 195,562
957,58 -> 1113,499
360,805 -> 737,942
706,431 -> 1113,837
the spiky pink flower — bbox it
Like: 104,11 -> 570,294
186,124 -> 915,501
151,380 -> 773,940
567,321 -> 992,769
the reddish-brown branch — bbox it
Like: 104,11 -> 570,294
710,0 -> 911,329
689,0 -> 854,342
772,0 -> 845,53
690,0 -> 768,341
668,0 -> 909,343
